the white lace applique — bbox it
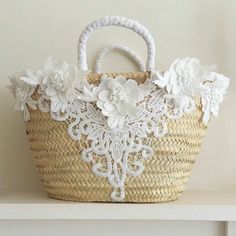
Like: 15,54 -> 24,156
201,72 -> 229,124
152,57 -> 229,121
9,57 -> 230,201
50,75 -> 168,201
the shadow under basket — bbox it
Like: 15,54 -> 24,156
25,72 -> 207,203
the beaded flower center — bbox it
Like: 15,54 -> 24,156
50,70 -> 66,92
109,89 -> 126,104
108,81 -> 127,104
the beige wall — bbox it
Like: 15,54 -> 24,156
0,0 -> 235,191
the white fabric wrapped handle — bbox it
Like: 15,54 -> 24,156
95,44 -> 145,73
78,16 -> 155,71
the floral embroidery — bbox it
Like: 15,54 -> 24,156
9,57 -> 229,201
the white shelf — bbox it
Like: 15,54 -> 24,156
0,190 -> 236,221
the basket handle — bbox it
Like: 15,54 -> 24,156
95,44 -> 145,73
78,16 -> 155,72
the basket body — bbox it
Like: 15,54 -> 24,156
25,72 -> 207,203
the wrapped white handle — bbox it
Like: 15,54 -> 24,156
78,16 -> 155,71
95,44 -> 145,73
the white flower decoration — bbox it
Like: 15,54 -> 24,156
95,75 -> 146,129
202,72 -> 229,124
153,58 -> 208,96
42,58 -> 87,112
9,71 -> 38,121
152,58 -> 215,113
20,70 -> 43,87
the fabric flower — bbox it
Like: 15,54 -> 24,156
19,70 -> 43,87
42,58 -> 87,112
201,72 -> 229,124
8,72 -> 38,121
96,75 -> 146,129
152,58 -> 214,113
153,58 -> 209,96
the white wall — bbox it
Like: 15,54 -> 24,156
0,0 -> 235,192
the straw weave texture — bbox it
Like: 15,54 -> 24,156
25,72 -> 207,202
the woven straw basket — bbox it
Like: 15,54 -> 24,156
25,16 -> 207,203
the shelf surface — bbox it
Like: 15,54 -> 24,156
0,190 -> 236,221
